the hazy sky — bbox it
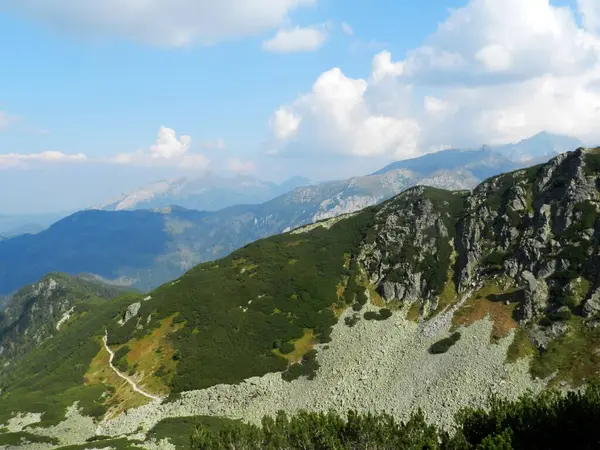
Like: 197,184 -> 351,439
0,0 -> 599,213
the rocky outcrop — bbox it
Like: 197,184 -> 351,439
359,187 -> 462,312
360,148 -> 600,325
584,287 -> 600,318
118,302 -> 142,326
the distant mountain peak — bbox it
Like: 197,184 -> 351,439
93,172 -> 309,213
495,130 -> 583,164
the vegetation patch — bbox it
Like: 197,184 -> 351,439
584,151 -> 600,176
344,314 -> 360,327
429,332 -> 462,354
84,338 -> 151,418
367,283 -> 386,307
0,431 -> 58,446
452,283 -> 519,341
148,415 -> 242,449
55,438 -> 146,450
506,328 -> 536,363
122,315 -> 183,395
363,308 -> 393,321
431,250 -> 458,317
530,318 -> 600,387
282,350 -> 320,382
406,302 -> 421,323
273,329 -> 317,364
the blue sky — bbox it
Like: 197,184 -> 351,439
0,0 -> 599,213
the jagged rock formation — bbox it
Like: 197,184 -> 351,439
360,149 -> 600,329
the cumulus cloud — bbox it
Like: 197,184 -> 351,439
226,157 -> 256,175
262,24 -> 328,53
111,126 -> 210,169
0,0 -> 317,47
402,0 -> 599,84
0,151 -> 87,169
270,108 -> 302,142
579,0 -> 600,34
270,67 -> 420,158
269,0 -> 600,160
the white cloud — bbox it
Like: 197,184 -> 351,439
111,126 -> 210,169
269,0 -> 600,159
262,24 -> 328,53
0,151 -> 87,169
227,157 -> 256,175
371,51 -> 404,82
424,96 -> 450,116
271,108 -> 302,141
401,0 -> 599,84
475,44 -> 512,72
270,67 -> 421,158
0,0 -> 317,47
579,0 -> 600,35
341,22 -> 353,36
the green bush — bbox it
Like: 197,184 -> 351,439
364,309 -> 393,321
112,345 -> 130,363
584,153 -> 600,176
281,350 -> 320,382
363,311 -> 379,321
344,314 -> 360,327
548,308 -> 572,322
279,342 -> 295,355
379,308 -> 393,320
429,332 -> 461,354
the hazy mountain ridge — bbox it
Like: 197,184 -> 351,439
95,173 -> 311,212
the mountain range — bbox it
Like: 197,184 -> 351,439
0,147 -> 516,295
0,147 -> 599,449
94,173 -> 311,212
0,132 -> 583,296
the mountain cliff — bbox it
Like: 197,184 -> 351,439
0,148 -> 599,449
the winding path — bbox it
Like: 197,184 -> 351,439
103,330 -> 163,402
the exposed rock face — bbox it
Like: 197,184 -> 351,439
359,186 -> 464,313
584,288 -> 600,318
361,148 -> 600,325
119,302 -> 142,326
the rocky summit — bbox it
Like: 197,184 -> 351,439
1,148 -> 600,449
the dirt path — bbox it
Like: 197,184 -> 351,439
103,330 -> 163,402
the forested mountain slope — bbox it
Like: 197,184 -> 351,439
0,274 -> 132,374
1,148 -> 599,449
